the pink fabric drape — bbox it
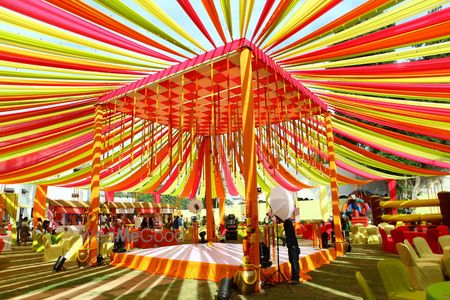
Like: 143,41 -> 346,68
105,191 -> 115,202
153,193 -> 161,204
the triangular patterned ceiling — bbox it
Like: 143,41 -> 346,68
100,39 -> 324,136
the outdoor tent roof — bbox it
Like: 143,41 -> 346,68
47,199 -> 90,208
99,39 -> 325,135
46,199 -> 175,210
0,1 -> 449,192
103,202 -> 175,210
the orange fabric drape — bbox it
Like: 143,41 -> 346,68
201,0 -> 227,44
33,185 -> 48,227
213,149 -> 226,200
325,112 -> 344,256
213,143 -> 226,225
179,138 -> 205,198
240,47 -> 259,267
83,105 -> 103,265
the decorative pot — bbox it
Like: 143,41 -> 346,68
77,249 -> 89,267
234,264 -> 259,295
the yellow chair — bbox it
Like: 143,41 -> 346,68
100,233 -> 114,257
63,235 -> 83,262
377,258 -> 426,300
350,225 -> 367,245
366,226 -> 380,245
183,227 -> 193,243
356,271 -> 376,300
32,232 -> 45,253
42,234 -> 62,262
60,232 -> 73,254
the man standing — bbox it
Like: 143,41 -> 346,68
283,217 -> 300,284
272,214 -> 300,284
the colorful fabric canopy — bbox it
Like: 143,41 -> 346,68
0,1 -> 448,198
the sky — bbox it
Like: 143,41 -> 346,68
0,0 -> 369,63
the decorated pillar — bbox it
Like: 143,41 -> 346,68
204,136 -> 215,242
32,185 -> 47,228
240,47 -> 259,267
324,112 -> 344,256
82,104 -> 103,265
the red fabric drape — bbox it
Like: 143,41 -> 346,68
105,191 -> 115,202
388,179 -> 397,214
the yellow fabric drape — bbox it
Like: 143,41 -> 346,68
277,0 -> 445,60
204,137 -> 215,242
135,0 -> 206,52
1,193 -> 18,220
33,185 -> 48,227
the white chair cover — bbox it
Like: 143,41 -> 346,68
438,235 -> 450,249
413,237 -> 442,259
396,243 -> 443,290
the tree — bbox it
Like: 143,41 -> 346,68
137,193 -> 191,209
410,6 -> 449,61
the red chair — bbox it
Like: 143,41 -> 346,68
426,229 -> 442,254
396,226 -> 409,232
390,229 -> 405,254
379,228 -> 396,253
436,225 -> 448,236
303,224 -> 313,240
319,222 -> 334,244
417,226 -> 428,233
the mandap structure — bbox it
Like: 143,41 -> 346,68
1,0 -> 450,269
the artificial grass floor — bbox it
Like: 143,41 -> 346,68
0,244 -> 395,299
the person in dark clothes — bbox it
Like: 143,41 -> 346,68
173,216 -> 180,230
140,217 -> 148,229
274,215 -> 301,284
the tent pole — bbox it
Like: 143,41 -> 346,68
83,104 -> 104,265
240,47 -> 260,268
205,136 -> 214,242
324,112 -> 344,256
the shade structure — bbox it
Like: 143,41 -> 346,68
99,39 -> 325,136
102,202 -> 175,210
88,39 -> 351,199
47,199 -> 90,208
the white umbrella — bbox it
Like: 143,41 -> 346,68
269,186 -> 294,221
188,199 -> 203,214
